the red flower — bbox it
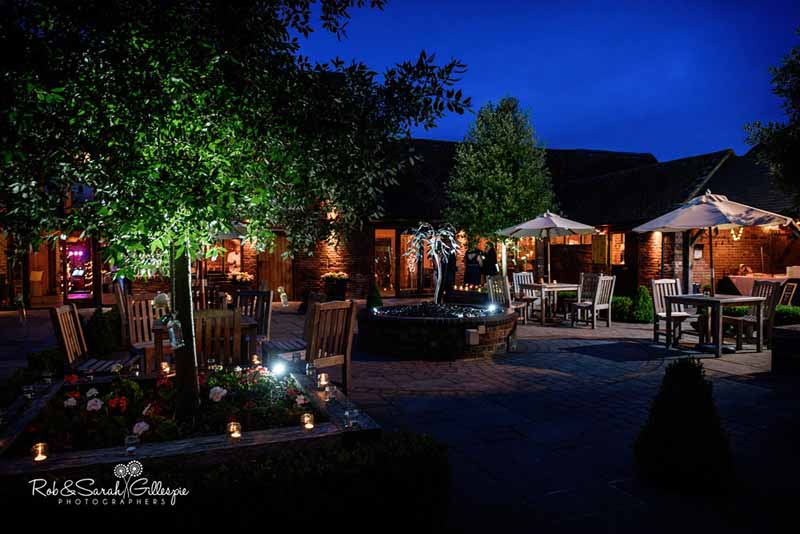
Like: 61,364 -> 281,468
64,374 -> 79,385
198,372 -> 207,387
108,396 -> 128,414
67,391 -> 81,399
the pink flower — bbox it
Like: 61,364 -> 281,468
86,398 -> 103,411
133,421 -> 150,436
209,386 -> 228,402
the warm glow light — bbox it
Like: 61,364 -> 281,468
32,442 -> 48,462
317,373 -> 329,389
160,362 -> 171,374
227,421 -> 242,440
302,413 -> 314,430
251,354 -> 261,366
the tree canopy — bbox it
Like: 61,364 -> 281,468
444,97 -> 554,243
746,26 -> 800,214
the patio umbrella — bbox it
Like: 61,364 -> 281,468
499,211 -> 596,282
632,191 -> 792,294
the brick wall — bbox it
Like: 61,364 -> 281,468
637,231 -> 681,290
293,228 -> 373,299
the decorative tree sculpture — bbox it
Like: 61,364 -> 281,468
404,223 -> 460,303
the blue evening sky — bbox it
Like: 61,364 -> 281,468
298,0 -> 800,161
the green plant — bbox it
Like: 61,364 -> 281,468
367,283 -> 383,309
634,358 -> 733,492
775,305 -> 800,326
82,307 -> 122,357
631,285 -> 654,323
612,296 -> 633,322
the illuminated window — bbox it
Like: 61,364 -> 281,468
611,233 -> 626,265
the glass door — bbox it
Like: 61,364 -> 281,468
374,229 -> 396,297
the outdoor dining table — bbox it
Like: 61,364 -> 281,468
152,315 -> 258,372
664,293 -> 766,358
530,282 -> 580,326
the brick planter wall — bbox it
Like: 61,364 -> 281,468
358,308 -> 517,360
772,325 -> 800,374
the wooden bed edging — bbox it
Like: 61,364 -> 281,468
0,371 -> 380,477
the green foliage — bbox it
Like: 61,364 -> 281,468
775,305 -> 800,326
82,307 -> 122,357
611,296 -> 633,322
631,285 -> 654,323
634,358 -> 733,492
367,283 -> 383,309
745,26 -> 800,213
445,97 -> 555,242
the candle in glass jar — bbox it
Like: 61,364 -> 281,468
32,442 -> 48,462
301,413 -> 314,430
251,354 -> 261,366
317,372 -> 329,389
227,421 -> 242,440
160,361 -> 171,374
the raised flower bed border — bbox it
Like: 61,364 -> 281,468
0,371 -> 379,477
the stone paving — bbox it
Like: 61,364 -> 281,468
2,304 -> 799,530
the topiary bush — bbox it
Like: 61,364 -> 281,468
612,296 -> 633,322
775,305 -> 800,326
631,285 -> 654,323
634,358 -> 733,493
367,282 -> 383,309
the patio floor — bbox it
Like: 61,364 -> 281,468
2,303 -> 798,531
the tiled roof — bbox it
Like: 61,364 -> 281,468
557,150 -> 734,226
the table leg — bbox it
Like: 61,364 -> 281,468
715,303 -> 723,358
541,291 -> 546,326
665,304 -> 672,349
756,301 -> 763,353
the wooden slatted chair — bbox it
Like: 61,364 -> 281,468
487,274 -> 526,321
723,279 -> 783,350
305,300 -> 357,395
128,294 -> 171,374
571,275 -> 615,329
651,278 -> 698,345
50,304 -> 141,374
233,290 -> 273,340
264,293 -> 319,364
512,271 -> 539,323
571,272 -> 600,324
194,309 -> 242,368
113,280 -> 130,347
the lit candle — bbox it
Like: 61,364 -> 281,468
302,413 -> 314,430
160,361 -> 171,374
32,442 -> 48,462
227,421 -> 242,440
317,372 -> 329,389
251,354 -> 261,366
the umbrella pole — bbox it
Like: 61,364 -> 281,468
660,232 -> 665,279
546,234 -> 552,283
708,227 -> 715,296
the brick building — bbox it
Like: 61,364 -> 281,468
3,140 -> 798,306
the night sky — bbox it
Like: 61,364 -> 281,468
299,0 -> 800,161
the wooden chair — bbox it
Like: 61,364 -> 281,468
571,275 -> 615,328
264,294 -> 319,364
305,300 -> 357,395
50,304 -> 141,374
571,273 -> 600,324
233,290 -> 273,339
487,274 -> 526,321
512,272 -> 541,323
194,308 -> 242,368
723,279 -> 783,350
651,278 -> 698,345
128,294 -> 171,373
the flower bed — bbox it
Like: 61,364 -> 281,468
8,367 -> 323,457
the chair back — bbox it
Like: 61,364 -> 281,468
577,273 -> 601,303
113,280 -> 130,346
486,274 -> 511,308
127,294 -> 167,347
50,304 -> 88,368
752,279 -> 782,316
234,290 -> 273,339
594,275 -> 616,307
305,300 -> 357,372
512,272 -> 537,299
194,309 -> 242,368
651,278 -> 685,315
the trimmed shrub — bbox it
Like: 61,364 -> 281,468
634,358 -> 733,492
631,285 -> 654,323
775,305 -> 800,326
367,282 -> 383,309
612,296 -> 633,322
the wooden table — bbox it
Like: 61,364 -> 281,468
664,293 -> 766,357
153,315 -> 258,372
530,282 -> 580,326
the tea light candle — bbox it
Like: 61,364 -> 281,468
227,421 -> 242,440
251,354 -> 261,366
301,413 -> 314,430
160,362 -> 171,374
317,373 -> 329,389
32,442 -> 48,462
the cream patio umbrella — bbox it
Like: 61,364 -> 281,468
633,191 -> 792,295
499,211 -> 596,282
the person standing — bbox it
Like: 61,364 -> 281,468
442,249 -> 458,300
483,242 -> 498,278
464,248 -> 483,286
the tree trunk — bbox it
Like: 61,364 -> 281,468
174,242 -> 199,419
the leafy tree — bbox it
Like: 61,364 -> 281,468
0,0 -> 470,415
445,97 -> 554,243
746,26 -> 800,213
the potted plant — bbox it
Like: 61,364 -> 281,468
321,272 -> 349,301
